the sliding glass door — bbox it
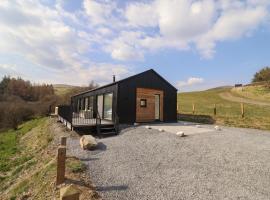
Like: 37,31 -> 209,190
104,93 -> 113,120
97,95 -> 104,118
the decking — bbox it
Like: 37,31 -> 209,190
57,105 -> 118,135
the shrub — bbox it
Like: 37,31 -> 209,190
252,67 -> 270,83
4,103 -> 34,130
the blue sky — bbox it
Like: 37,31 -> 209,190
0,0 -> 269,92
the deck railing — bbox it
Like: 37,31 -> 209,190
58,105 -> 117,131
58,105 -> 72,123
72,110 -> 96,126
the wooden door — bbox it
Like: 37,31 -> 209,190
136,88 -> 163,122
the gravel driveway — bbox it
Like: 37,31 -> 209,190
67,124 -> 270,200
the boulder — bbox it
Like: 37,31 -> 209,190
80,135 -> 97,150
176,131 -> 185,137
60,184 -> 81,200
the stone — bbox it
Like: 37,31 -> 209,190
176,131 -> 185,137
215,126 -> 221,131
80,135 -> 97,150
60,184 -> 81,200
196,125 -> 201,128
145,126 -> 151,129
134,123 -> 139,126
158,128 -> 164,132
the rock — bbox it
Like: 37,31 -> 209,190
80,135 -> 97,150
60,184 -> 81,200
134,123 -> 139,126
145,126 -> 151,129
215,126 -> 221,131
176,131 -> 185,137
158,128 -> 164,132
196,125 -> 201,128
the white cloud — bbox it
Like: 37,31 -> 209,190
0,0 -> 269,85
0,0 -> 131,85
83,0 -> 115,25
177,77 -> 204,88
125,2 -> 158,27
106,31 -> 145,61
120,0 -> 270,59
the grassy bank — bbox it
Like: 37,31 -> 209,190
0,117 -> 100,200
178,88 -> 270,130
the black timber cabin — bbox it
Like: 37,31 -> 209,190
58,69 -> 177,134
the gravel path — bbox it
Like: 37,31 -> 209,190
67,125 -> 270,200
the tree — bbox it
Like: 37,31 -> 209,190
252,67 -> 270,83
0,76 -> 11,95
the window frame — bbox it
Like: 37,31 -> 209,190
140,99 -> 147,107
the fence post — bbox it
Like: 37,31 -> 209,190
56,146 -> 66,185
214,104 -> 216,116
192,103 -> 195,115
241,103 -> 245,118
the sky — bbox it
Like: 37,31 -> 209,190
0,0 -> 270,92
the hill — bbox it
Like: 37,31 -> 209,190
231,85 -> 270,103
53,84 -> 78,96
178,86 -> 270,130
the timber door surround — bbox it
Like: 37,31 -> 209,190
136,88 -> 164,122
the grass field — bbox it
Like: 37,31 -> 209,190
178,87 -> 270,130
231,85 -> 270,102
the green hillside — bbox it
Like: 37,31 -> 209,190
231,85 -> 270,102
178,87 -> 270,130
53,84 -> 77,96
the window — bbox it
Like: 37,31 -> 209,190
104,93 -> 113,120
85,97 -> 88,110
140,99 -> 147,107
88,96 -> 94,111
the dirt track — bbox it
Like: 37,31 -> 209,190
219,92 -> 270,106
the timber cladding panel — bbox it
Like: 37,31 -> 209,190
136,88 -> 163,122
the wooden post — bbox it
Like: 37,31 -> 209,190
60,137 -> 67,146
56,146 -> 66,185
192,103 -> 195,115
241,103 -> 245,118
214,104 -> 216,116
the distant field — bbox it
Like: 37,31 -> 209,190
178,87 -> 270,130
231,85 -> 270,102
53,84 -> 77,96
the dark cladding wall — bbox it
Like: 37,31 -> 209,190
71,84 -> 118,120
117,70 -> 177,123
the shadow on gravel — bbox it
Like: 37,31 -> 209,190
80,157 -> 99,161
96,142 -> 107,151
65,178 -> 89,187
178,113 -> 216,124
96,185 -> 129,192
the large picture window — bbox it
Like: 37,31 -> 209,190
104,93 -> 113,120
88,96 -> 94,111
